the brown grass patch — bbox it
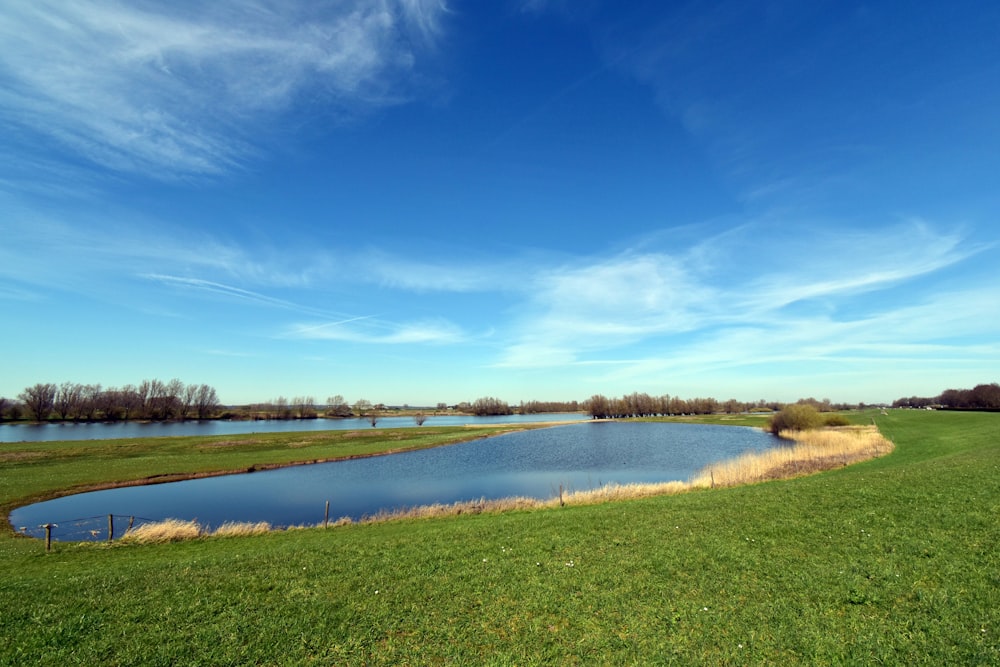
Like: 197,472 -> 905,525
211,521 -> 272,537
0,451 -> 47,462
119,519 -> 203,544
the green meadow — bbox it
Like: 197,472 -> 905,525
1,410 -> 998,665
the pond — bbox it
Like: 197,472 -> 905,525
10,422 -> 785,542
0,413 -> 585,443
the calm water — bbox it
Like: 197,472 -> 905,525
0,412 -> 585,443
10,422 -> 784,542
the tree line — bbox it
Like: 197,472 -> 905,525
2,380 -> 220,423
892,383 -> 1000,410
581,393 -> 866,419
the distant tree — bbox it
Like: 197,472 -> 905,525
54,382 -> 83,420
194,384 -> 220,419
119,385 -> 143,420
413,412 -> 427,426
0,396 -> 8,422
81,384 -> 102,421
969,383 -> 1000,409
293,396 -> 317,419
162,379 -> 185,420
273,396 -> 292,420
181,384 -> 199,420
97,388 -> 123,421
353,399 -> 373,417
586,394 -> 611,419
326,395 -> 351,418
435,402 -> 448,412
18,383 -> 57,422
470,396 -> 512,416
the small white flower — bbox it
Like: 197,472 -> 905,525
738,644 -> 743,649
375,590 -> 379,595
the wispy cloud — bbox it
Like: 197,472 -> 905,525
285,318 -> 465,345
495,219 -> 986,369
0,1 -> 447,178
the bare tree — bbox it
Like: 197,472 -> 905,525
194,384 -> 220,419
274,396 -> 292,420
18,383 -> 57,422
353,398 -> 372,418
162,378 -> 185,420
326,395 -> 351,418
293,396 -> 316,419
181,384 -> 198,420
54,382 -> 83,420
413,412 -> 427,426
119,385 -> 143,421
81,384 -> 102,421
97,387 -> 122,421
0,396 -> 9,422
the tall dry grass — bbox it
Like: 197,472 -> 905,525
690,425 -> 894,489
114,426 -> 894,543
118,519 -> 203,544
211,521 -> 272,537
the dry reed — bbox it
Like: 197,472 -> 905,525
118,519 -> 203,544
211,521 -> 272,537
689,425 -> 894,489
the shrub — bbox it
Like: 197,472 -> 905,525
823,414 -> 851,427
768,404 -> 824,434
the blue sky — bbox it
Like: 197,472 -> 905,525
2,0 -> 998,407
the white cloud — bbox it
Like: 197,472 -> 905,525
496,219 -> 990,370
0,0 -> 447,178
286,317 -> 465,345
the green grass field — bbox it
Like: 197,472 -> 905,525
1,411 -> 997,665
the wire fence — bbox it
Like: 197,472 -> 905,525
16,513 -> 162,544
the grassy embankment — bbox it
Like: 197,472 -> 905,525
1,410 -> 998,664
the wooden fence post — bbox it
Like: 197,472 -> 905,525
324,501 -> 330,528
43,524 -> 54,552
108,514 -> 114,543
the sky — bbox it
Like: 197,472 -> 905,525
2,0 -> 999,407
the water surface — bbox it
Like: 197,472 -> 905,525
0,413 -> 584,443
10,422 -> 783,541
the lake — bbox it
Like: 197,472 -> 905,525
0,412 -> 586,443
10,422 -> 784,542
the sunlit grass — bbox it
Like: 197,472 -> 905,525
211,521 -> 273,537
118,518 -> 201,544
2,411 -> 997,665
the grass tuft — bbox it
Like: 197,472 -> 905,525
211,521 -> 272,537
118,519 -> 203,544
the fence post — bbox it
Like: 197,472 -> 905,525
108,514 -> 114,543
324,501 -> 330,528
43,524 -> 53,552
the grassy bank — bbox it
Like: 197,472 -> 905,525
1,411 -> 998,664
